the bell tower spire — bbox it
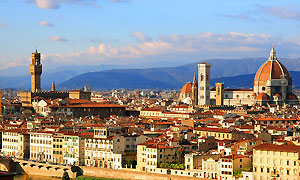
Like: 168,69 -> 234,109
192,73 -> 198,106
51,81 -> 56,92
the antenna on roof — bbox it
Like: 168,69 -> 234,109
203,56 -> 206,63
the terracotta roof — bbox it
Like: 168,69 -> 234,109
180,82 -> 192,94
194,127 -> 231,133
254,143 -> 300,152
254,58 -> 290,82
287,93 -> 298,100
256,93 -> 269,101
142,108 -> 164,112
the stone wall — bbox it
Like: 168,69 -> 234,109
80,166 -> 207,180
14,160 -> 77,179
0,159 -> 208,180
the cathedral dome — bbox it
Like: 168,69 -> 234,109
256,93 -> 269,101
180,82 -> 192,94
287,93 -> 298,101
254,45 -> 291,83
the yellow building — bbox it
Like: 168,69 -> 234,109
137,140 -> 178,172
53,135 -> 63,164
193,127 -> 232,140
253,143 -> 300,180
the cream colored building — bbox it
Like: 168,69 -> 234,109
62,133 -> 85,166
1,129 -> 29,159
202,157 -> 219,179
84,137 -> 122,169
29,131 -> 54,162
253,143 -> 300,180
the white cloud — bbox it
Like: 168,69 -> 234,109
35,0 -> 59,9
32,0 -> 97,9
131,31 -> 152,42
44,32 -> 275,66
261,5 -> 300,20
0,22 -> 6,27
48,35 -> 68,42
38,21 -> 54,26
7,31 -> 300,69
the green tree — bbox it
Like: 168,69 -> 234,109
178,164 -> 185,170
62,171 -> 70,180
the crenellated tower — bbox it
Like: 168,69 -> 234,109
30,48 -> 42,92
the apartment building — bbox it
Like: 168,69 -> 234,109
137,139 -> 178,172
53,134 -> 63,164
1,129 -> 29,159
193,127 -> 232,140
29,131 -> 54,162
62,132 -> 85,165
253,143 -> 300,180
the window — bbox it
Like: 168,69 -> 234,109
287,161 -> 289,165
261,168 -> 263,173
287,170 -> 289,175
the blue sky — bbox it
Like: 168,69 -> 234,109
1,0 -> 300,70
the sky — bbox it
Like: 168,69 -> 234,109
1,0 -> 300,71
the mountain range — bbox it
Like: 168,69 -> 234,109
1,57 -> 300,90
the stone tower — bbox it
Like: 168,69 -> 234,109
192,73 -> 198,106
30,48 -> 42,92
215,83 -> 224,105
198,63 -> 211,105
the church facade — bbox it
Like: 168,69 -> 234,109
180,45 -> 299,106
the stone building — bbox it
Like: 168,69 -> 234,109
19,49 -> 91,107
253,143 -> 300,180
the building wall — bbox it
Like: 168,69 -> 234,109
193,130 -> 232,140
253,149 -> 299,180
1,131 -> 28,159
53,136 -> 63,164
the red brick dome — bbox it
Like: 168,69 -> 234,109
287,93 -> 298,101
254,60 -> 290,82
254,45 -> 291,83
180,82 -> 192,94
256,93 -> 269,100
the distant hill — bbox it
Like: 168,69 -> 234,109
58,70 -> 300,90
2,57 -> 300,90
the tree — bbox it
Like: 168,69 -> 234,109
128,159 -> 137,168
62,171 -> 70,180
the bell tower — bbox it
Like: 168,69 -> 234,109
30,48 -> 42,92
198,62 -> 211,105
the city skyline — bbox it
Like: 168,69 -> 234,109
1,0 -> 300,71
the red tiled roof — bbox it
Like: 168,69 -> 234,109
254,143 -> 300,152
180,82 -> 192,94
194,127 -> 231,133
